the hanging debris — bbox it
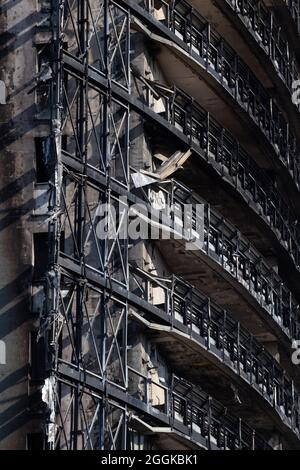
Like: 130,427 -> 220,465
42,376 -> 57,445
131,149 -> 192,188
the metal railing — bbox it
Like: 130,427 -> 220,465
226,0 -> 299,89
130,265 -> 300,436
137,0 -> 300,189
134,81 -> 300,276
128,367 -> 272,449
132,179 -> 300,343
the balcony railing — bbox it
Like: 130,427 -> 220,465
128,367 -> 272,449
135,81 -> 300,276
130,266 -> 300,436
225,0 -> 299,90
136,0 -> 300,190
131,179 -> 300,343
284,0 -> 300,33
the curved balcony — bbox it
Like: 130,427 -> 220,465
58,357 -> 271,450
127,0 -> 300,192
54,260 -> 272,450
131,83 -> 300,285
135,179 -> 300,345
129,267 -> 300,443
215,0 -> 299,96
57,152 -> 300,359
61,57 -> 300,309
61,54 -> 300,282
128,369 -> 272,450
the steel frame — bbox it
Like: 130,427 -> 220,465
63,49 -> 300,283
43,0 -> 300,450
46,0 -> 131,449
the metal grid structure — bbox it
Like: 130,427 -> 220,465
37,0 -> 300,450
45,0 -> 131,449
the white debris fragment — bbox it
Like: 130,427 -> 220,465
131,172 -> 159,188
0,340 -> 6,364
42,376 -> 57,444
0,81 -> 6,104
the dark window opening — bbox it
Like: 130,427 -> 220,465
34,137 -> 49,183
36,44 -> 51,75
33,233 -> 48,280
62,134 -> 67,151
27,432 -> 45,450
60,230 -> 65,253
36,44 -> 51,112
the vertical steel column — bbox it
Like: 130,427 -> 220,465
44,0 -> 64,450
72,0 -> 89,450
98,0 -> 110,450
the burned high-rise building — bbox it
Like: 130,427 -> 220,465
1,0 -> 300,450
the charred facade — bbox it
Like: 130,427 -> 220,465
1,0 -> 300,450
